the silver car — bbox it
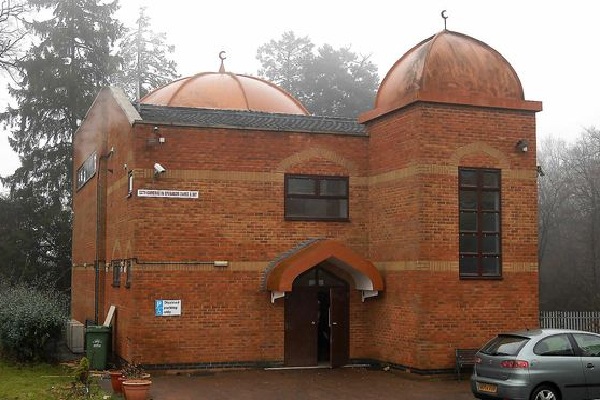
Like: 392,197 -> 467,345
471,329 -> 600,400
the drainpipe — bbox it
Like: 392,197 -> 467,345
95,148 -> 113,324
94,157 -> 101,325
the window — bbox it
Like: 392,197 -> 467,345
459,168 -> 501,278
293,267 -> 348,288
480,335 -> 528,356
76,152 -> 97,190
111,260 -> 122,287
533,335 -> 574,356
285,174 -> 349,221
572,333 -> 600,357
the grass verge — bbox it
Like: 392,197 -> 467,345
0,358 -> 113,400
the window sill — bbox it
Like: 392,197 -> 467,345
284,217 -> 350,222
459,275 -> 503,280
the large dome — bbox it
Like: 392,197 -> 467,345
141,71 -> 309,115
361,30 -> 541,121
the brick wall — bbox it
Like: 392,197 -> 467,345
72,91 -> 539,372
365,103 -> 539,369
120,125 -> 369,263
72,89 -> 134,323
100,266 -> 283,364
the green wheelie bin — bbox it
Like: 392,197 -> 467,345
85,325 -> 111,370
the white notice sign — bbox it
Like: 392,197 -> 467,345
155,299 -> 182,316
138,189 -> 199,199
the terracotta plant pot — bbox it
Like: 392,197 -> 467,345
122,379 -> 152,400
109,370 -> 124,393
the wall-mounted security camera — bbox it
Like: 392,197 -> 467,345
153,162 -> 166,176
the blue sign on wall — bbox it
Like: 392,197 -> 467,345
154,299 -> 181,317
155,300 -> 164,316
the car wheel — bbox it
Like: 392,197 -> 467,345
530,385 -> 560,400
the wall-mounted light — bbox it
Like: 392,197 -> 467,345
153,162 -> 166,176
146,126 -> 166,145
516,139 -> 529,153
153,126 -> 166,143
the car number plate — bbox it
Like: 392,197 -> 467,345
476,382 -> 498,394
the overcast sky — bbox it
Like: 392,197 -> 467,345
1,0 -> 599,178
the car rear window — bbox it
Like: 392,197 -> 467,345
480,335 -> 529,356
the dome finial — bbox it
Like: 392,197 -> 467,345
218,51 -> 227,73
441,10 -> 448,30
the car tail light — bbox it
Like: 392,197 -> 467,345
500,360 -> 529,369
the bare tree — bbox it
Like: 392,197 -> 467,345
0,0 -> 29,79
538,137 -> 571,262
538,136 -> 579,309
566,128 -> 600,287
539,129 -> 600,310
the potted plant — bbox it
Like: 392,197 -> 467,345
121,361 -> 152,400
108,369 -> 125,394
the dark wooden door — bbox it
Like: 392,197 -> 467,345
284,288 -> 318,366
330,287 -> 349,368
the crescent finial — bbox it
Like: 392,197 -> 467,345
441,10 -> 448,30
218,51 -> 227,73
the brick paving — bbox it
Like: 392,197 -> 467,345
117,367 -> 475,400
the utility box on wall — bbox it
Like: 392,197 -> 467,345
66,320 -> 84,353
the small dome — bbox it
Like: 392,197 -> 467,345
360,30 -> 540,122
141,72 -> 309,115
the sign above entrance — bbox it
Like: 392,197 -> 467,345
138,189 -> 199,199
155,299 -> 182,316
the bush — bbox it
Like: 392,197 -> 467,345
0,283 -> 68,361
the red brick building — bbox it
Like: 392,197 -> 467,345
71,30 -> 541,372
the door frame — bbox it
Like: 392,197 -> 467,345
283,266 -> 350,367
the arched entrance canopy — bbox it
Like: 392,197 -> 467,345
264,239 -> 383,302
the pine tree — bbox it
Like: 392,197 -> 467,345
256,31 -> 379,118
112,7 -> 179,100
303,44 -> 379,118
0,0 -> 122,290
256,31 -> 314,105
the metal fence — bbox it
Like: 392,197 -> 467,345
540,311 -> 600,333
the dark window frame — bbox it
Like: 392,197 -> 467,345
459,168 -> 502,279
111,260 -> 122,287
76,152 -> 97,190
284,174 -> 349,221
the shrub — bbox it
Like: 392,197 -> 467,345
0,283 -> 68,361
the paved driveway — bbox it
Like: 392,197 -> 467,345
141,367 -> 474,400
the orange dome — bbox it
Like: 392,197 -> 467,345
141,72 -> 309,115
360,30 -> 541,122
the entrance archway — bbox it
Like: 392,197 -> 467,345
264,239 -> 384,299
263,239 -> 384,368
284,266 -> 349,367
